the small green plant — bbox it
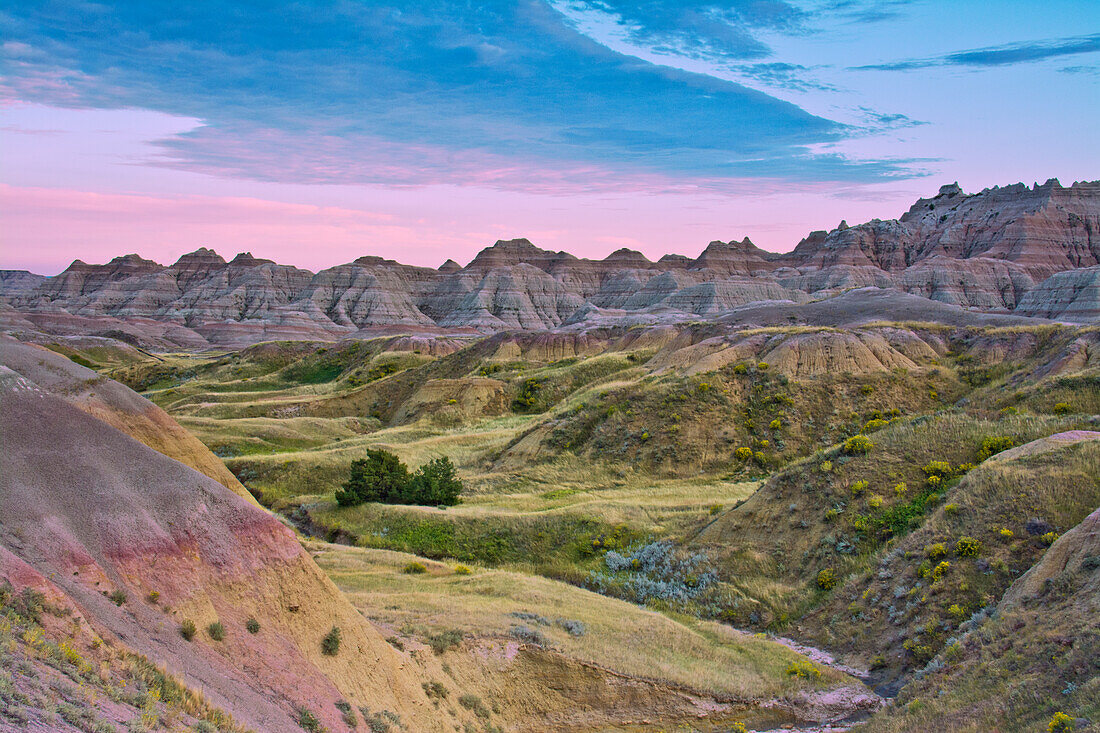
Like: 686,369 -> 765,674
108,589 -> 127,606
1052,402 -> 1072,415
999,528 -> 1014,539
180,619 -> 197,641
322,626 -> 341,655
1041,531 -> 1060,546
843,435 -> 873,455
453,564 -> 472,575
947,603 -> 966,620
944,502 -> 959,515
850,480 -> 868,496
894,482 -> 907,496
817,568 -> 837,590
146,590 -> 160,604
756,361 -> 769,371
709,503 -> 723,515
296,707 -> 322,732
458,694 -> 491,719
427,629 -> 464,654
403,561 -> 427,574
769,418 -> 783,430
335,700 -> 357,727
422,681 -> 448,699
868,494 -> 883,509
955,536 -> 981,557
207,622 -> 225,641
246,617 -> 260,634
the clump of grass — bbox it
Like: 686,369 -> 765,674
107,589 -> 127,606
403,562 -> 427,574
321,626 -> 341,655
245,617 -> 260,634
206,622 -> 225,642
453,565 -> 472,575
427,629 -> 464,654
146,590 -> 160,604
510,624 -> 548,646
422,680 -> 448,699
816,568 -> 837,590
180,620 -> 197,641
1040,531 -> 1060,546
458,694 -> 491,719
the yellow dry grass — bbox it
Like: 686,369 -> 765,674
308,541 -> 850,700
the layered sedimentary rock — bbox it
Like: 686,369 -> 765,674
2,179 -> 1098,347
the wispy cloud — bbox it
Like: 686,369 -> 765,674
0,0 -> 922,191
854,33 -> 1100,71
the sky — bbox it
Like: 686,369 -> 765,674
1,1 -> 1098,274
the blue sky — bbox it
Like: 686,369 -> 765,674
1,1 -> 1098,272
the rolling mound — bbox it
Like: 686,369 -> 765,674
0,336 -> 253,503
0,364 -> 438,732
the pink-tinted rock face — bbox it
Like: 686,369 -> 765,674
3,179 -> 1098,346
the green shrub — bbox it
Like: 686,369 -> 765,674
322,626 -> 341,655
427,629 -> 464,654
817,568 -> 838,590
955,536 -> 981,557
931,561 -> 950,582
403,562 -> 427,574
769,418 -> 783,430
868,494 -> 883,509
944,502 -> 959,515
453,564 -> 472,575
180,620 -> 197,641
422,681 -> 448,699
850,480 -> 868,496
108,589 -> 127,606
843,435 -> 873,455
735,446 -> 753,460
336,450 -> 464,507
246,617 -> 260,634
999,528 -> 1014,539
1052,402 -> 1072,415
407,456 -> 464,506
1041,531 -> 1060,546
146,590 -> 160,604
207,622 -> 225,641
336,449 -> 411,506
458,694 -> 490,719
335,700 -> 357,727
863,418 -> 888,432
296,707 -> 322,732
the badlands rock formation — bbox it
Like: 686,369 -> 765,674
2,179 -> 1097,347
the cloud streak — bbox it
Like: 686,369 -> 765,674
855,33 -> 1100,71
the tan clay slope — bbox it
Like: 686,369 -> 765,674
0,335 -> 255,504
0,366 -> 437,733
